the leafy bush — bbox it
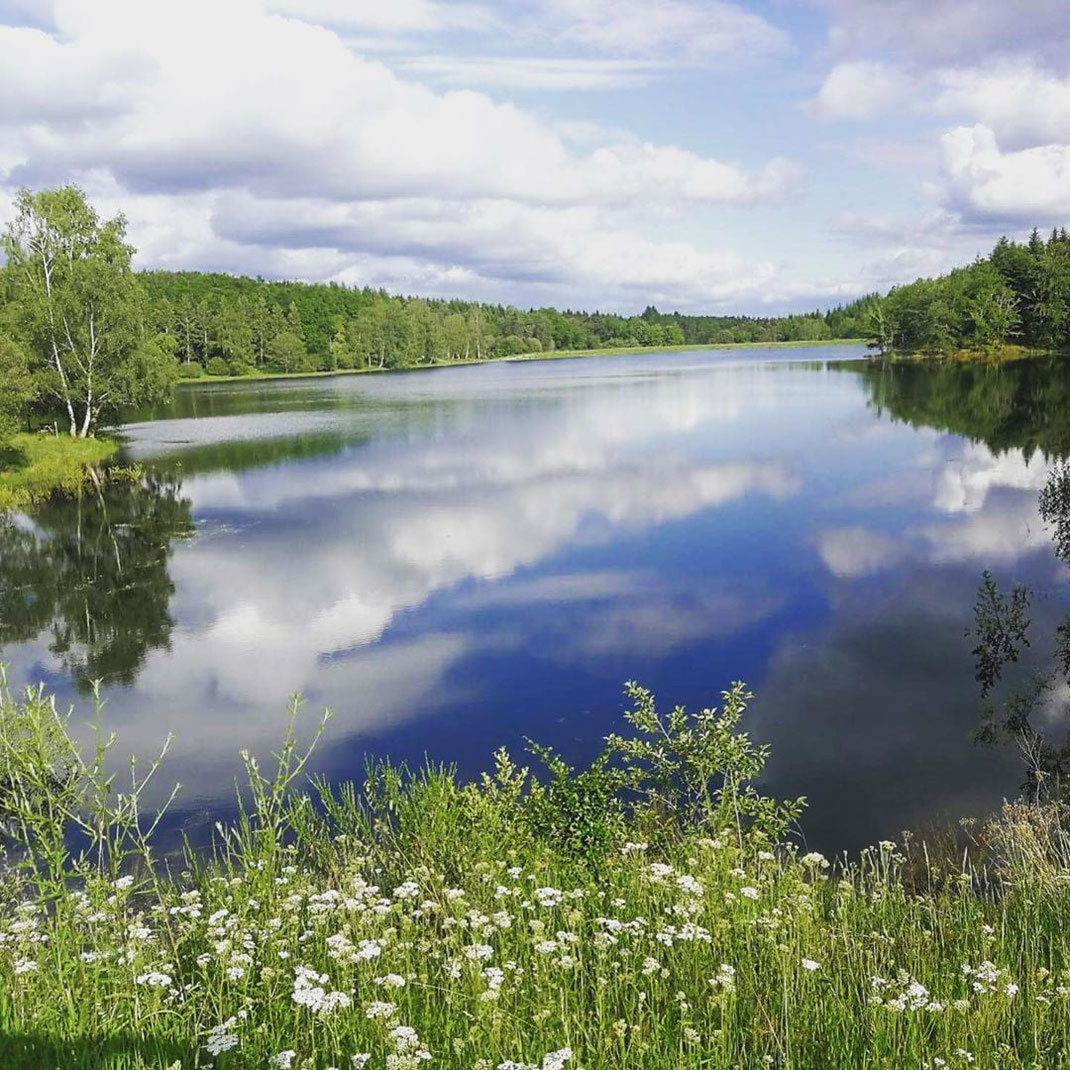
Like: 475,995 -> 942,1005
177,361 -> 203,379
204,357 -> 229,376
520,683 -> 804,861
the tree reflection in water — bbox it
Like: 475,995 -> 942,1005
848,356 -> 1070,797
0,474 -> 194,691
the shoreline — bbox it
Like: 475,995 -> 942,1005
875,345 -> 1065,363
176,337 -> 867,387
0,433 -> 120,512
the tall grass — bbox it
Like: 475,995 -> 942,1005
1,675 -> 1069,1068
0,433 -> 119,512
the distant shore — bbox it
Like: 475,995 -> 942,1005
177,337 -> 867,387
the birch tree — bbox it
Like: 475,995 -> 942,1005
2,186 -> 174,436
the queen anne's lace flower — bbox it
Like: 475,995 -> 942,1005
292,965 -> 351,1015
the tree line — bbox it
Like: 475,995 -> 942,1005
140,272 -> 869,380
867,228 -> 1070,355
14,183 -> 1070,442
0,186 -> 875,440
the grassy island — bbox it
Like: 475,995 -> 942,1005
0,434 -> 119,512
0,678 -> 1067,1069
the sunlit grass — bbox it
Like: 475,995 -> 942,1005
1,678 -> 1069,1068
0,433 -> 119,512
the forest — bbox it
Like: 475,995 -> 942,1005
139,270 -> 871,379
4,183 -> 1070,448
870,227 -> 1070,355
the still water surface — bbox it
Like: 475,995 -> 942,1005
5,346 -> 1067,851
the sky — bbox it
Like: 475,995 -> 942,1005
1,0 -> 1068,315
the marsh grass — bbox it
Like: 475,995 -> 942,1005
1,677 -> 1069,1069
0,433 -> 120,512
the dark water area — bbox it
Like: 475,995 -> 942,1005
4,346 -> 1070,853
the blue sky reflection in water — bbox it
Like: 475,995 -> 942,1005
4,346 -> 1059,852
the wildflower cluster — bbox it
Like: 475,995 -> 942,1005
1,679 -> 1070,1067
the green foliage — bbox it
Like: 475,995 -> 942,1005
2,681 -> 1070,1067
177,360 -> 203,379
138,270 -> 866,378
518,683 -> 803,862
523,742 -> 635,862
0,336 -> 33,443
0,433 -> 118,512
0,670 -> 178,898
609,681 -> 804,844
1,186 -> 178,436
204,356 -> 230,377
870,226 -> 1070,355
267,328 -> 313,372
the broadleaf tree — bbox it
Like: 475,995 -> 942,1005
2,186 -> 177,436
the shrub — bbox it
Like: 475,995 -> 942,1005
177,361 -> 203,379
204,357 -> 230,377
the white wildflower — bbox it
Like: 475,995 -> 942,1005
542,1049 -> 572,1070
356,938 -> 385,960
675,875 -> 704,897
365,1000 -> 398,1020
205,1032 -> 239,1056
292,964 -> 351,1015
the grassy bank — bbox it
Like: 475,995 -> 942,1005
179,339 -> 866,386
0,433 -> 119,512
880,345 -> 1061,363
0,679 -> 1067,1068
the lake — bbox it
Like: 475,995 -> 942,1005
4,345 -> 1068,853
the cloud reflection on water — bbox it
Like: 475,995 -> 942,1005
3,350 -> 1060,850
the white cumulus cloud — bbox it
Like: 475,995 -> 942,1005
0,0 -> 802,310
941,124 -> 1070,223
811,61 -> 913,121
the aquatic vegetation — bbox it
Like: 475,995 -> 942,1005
1,678 -> 1070,1067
